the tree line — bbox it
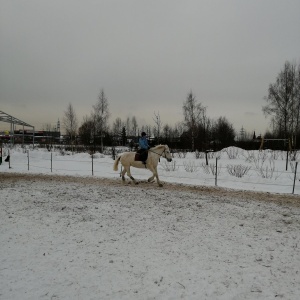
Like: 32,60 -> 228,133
63,89 -> 236,151
63,60 -> 300,151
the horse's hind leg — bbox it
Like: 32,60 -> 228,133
126,166 -> 138,184
121,167 -> 126,183
147,174 -> 155,183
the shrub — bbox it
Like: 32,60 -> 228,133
183,161 -> 199,172
269,150 -> 280,160
195,150 -> 205,159
290,151 -> 299,162
206,151 -> 215,160
288,161 -> 299,181
201,162 -> 210,174
245,150 -> 268,169
160,160 -> 178,172
176,151 -> 187,159
254,159 -> 283,179
224,147 -> 240,159
201,162 -> 222,176
251,157 -> 279,179
226,164 -> 251,178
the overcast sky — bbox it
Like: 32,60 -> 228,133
1,0 -> 300,135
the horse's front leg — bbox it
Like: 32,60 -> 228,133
146,166 -> 157,184
153,167 -> 163,187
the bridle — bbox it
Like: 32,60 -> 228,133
148,147 -> 169,159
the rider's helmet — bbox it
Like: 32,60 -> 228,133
141,132 -> 146,136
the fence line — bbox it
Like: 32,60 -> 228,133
3,150 -> 300,195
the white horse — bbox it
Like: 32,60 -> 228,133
113,144 -> 172,187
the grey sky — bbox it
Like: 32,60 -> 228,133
1,0 -> 300,135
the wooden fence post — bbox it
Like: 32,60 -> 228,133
215,157 -> 218,186
292,162 -> 298,194
92,154 -> 94,176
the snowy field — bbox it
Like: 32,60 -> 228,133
1,145 -> 300,194
1,146 -> 300,299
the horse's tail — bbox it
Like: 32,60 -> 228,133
113,155 -> 121,171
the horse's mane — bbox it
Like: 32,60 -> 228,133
151,144 -> 167,150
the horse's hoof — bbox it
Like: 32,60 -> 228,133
158,183 -> 163,187
135,182 -> 139,185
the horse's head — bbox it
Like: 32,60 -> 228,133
162,145 -> 172,162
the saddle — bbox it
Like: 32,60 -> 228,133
135,149 -> 148,162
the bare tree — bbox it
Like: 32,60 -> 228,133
292,63 -> 300,147
112,117 -> 123,136
182,92 -> 207,151
131,116 -> 138,137
125,117 -> 131,136
174,122 -> 184,137
63,103 -> 78,144
263,61 -> 297,139
162,124 -> 171,142
112,117 -> 124,145
153,111 -> 163,144
92,89 -> 110,152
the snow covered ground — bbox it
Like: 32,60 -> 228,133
1,146 -> 300,299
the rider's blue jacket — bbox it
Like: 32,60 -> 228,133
139,136 -> 149,150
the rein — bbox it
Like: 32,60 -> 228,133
148,147 -> 166,159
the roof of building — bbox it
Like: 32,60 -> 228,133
0,111 -> 34,128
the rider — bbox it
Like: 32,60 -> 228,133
138,131 -> 150,165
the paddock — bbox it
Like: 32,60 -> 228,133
1,173 -> 300,300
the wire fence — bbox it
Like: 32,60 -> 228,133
159,157 -> 300,194
2,148 -> 300,195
